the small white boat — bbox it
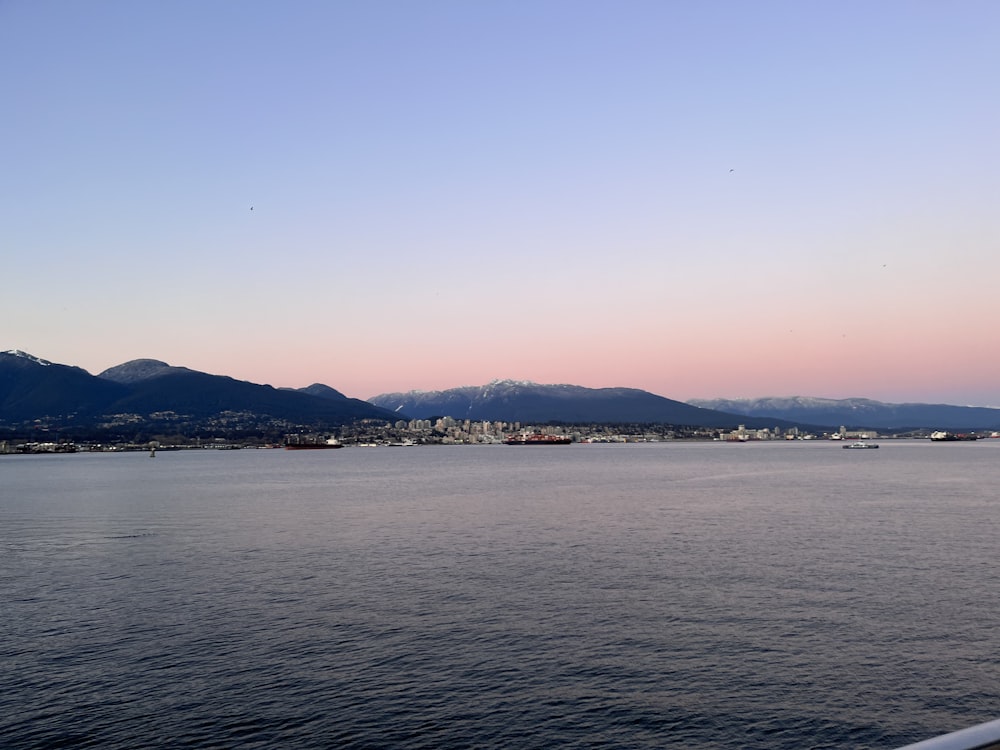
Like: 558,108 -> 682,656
843,441 -> 879,449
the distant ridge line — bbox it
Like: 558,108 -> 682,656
3,350 -> 999,431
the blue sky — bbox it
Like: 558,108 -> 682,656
3,1 -> 999,404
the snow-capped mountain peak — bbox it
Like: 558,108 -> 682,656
97,359 -> 194,384
2,349 -> 52,366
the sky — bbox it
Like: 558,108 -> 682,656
2,1 -> 999,406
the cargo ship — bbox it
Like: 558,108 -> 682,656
929,431 -> 978,442
504,433 -> 572,445
284,436 -> 343,450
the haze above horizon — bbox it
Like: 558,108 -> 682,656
3,2 -> 998,406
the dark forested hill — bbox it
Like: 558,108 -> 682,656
370,380 -> 781,428
0,351 -> 396,428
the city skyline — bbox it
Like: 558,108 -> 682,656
3,2 -> 999,406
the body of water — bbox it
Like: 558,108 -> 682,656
2,440 -> 998,748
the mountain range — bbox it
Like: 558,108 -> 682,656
368,380 -> 783,429
0,351 -> 396,432
371,383 -> 1000,431
689,396 -> 1000,431
4,350 -> 999,433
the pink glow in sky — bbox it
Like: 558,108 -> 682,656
3,2 -> 999,406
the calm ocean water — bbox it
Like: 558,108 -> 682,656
2,441 -> 998,749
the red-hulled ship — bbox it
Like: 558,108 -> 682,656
504,433 -> 572,445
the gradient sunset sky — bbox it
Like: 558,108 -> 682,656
3,2 -> 998,405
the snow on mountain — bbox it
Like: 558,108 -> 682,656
687,396 -> 1000,430
2,349 -> 52,366
369,380 -> 759,427
97,359 -> 197,384
689,396 -> 893,414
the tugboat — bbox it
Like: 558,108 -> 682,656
504,433 -> 572,445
